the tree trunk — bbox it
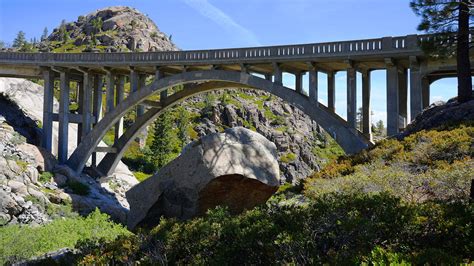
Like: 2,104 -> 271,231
457,0 -> 472,103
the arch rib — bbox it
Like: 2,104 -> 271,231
66,70 -> 372,174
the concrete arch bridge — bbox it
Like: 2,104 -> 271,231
0,33 -> 471,175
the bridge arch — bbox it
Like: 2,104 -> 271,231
67,70 -> 372,174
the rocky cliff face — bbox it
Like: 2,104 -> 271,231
183,90 -> 326,183
44,6 -> 177,52
0,78 -> 138,225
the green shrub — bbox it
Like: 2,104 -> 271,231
280,152 -> 297,163
133,171 -> 152,182
75,194 -> 474,265
0,209 -> 130,265
38,171 -> 54,183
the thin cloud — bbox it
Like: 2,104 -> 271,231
181,0 -> 261,46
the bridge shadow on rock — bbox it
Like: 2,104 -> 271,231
52,164 -> 131,224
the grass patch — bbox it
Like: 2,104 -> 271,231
280,152 -> 297,163
0,209 -> 130,265
133,171 -> 152,182
38,171 -> 54,183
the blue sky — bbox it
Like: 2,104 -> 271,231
0,0 -> 459,124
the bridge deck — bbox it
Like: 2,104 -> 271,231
0,34 -> 432,78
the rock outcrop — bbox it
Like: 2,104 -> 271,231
399,96 -> 474,138
0,78 -> 138,224
45,6 -> 177,52
183,90 -> 324,183
127,127 -> 280,229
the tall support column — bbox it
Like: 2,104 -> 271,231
92,75 -> 103,122
295,72 -> 303,94
114,75 -> 125,142
410,56 -> 423,120
240,63 -> 249,74
347,67 -> 357,128
129,68 -> 139,116
91,74 -> 103,167
386,59 -> 400,136
264,74 -> 272,81
327,71 -> 336,112
156,68 -> 167,104
137,74 -> 147,149
77,81 -> 83,146
105,72 -> 115,113
58,72 -> 70,164
273,63 -> 282,86
42,69 -> 55,152
398,68 -> 408,129
81,72 -> 93,141
422,77 -> 430,109
137,74 -> 146,117
309,69 -> 318,104
362,70 -> 372,140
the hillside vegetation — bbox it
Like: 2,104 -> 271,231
71,123 -> 473,265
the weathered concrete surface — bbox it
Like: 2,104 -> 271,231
126,127 -> 281,229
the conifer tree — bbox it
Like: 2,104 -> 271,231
150,111 -> 175,169
12,31 -> 26,48
411,0 -> 473,102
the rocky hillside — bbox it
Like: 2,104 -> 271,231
41,6 -> 177,52
0,78 -> 138,225
181,90 -> 336,183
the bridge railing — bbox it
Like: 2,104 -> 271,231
0,34 -> 423,64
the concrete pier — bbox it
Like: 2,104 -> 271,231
41,69 -> 54,153
386,59 -> 399,136
327,71 -> 336,112
309,69 -> 318,104
362,71 -> 372,140
58,71 -> 70,163
347,67 -> 357,129
114,75 -> 125,142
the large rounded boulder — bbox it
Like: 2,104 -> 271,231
126,127 -> 281,229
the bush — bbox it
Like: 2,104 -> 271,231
75,194 -> 474,265
38,171 -> 54,183
0,209 -> 130,265
305,125 -> 474,202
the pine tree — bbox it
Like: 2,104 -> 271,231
176,106 -> 190,148
12,31 -> 26,48
41,27 -> 48,41
150,111 -> 175,169
59,19 -> 68,43
411,0 -> 473,103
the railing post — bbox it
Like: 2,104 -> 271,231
406,34 -> 419,50
382,37 -> 393,51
